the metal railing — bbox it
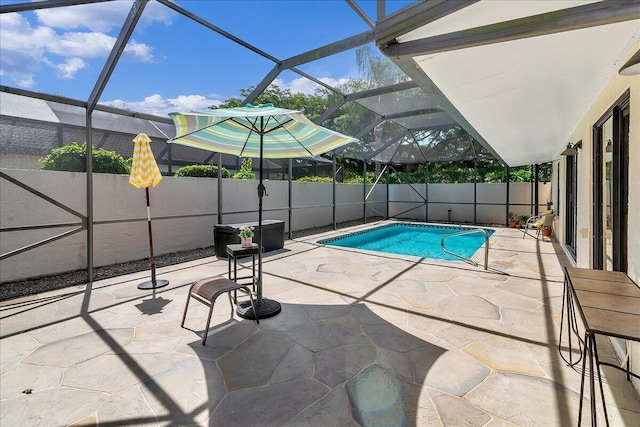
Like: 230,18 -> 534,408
440,228 -> 490,270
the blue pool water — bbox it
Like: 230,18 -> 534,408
319,223 -> 493,261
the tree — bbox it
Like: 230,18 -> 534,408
216,84 -> 330,122
356,45 -> 408,86
40,143 -> 130,174
233,158 -> 256,179
174,164 -> 230,178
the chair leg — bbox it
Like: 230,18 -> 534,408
202,301 -> 216,345
227,291 -> 235,317
181,286 -> 194,328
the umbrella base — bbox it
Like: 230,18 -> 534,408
137,279 -> 170,290
236,298 -> 281,320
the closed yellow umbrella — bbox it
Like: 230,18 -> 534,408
129,133 -> 168,290
130,133 -> 163,189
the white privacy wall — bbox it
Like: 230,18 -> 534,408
1,169 -> 221,282
389,182 -> 551,223
1,168 -> 547,282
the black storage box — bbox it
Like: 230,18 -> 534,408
213,220 -> 285,258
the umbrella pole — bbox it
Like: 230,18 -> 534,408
137,187 -> 169,290
236,120 -> 281,319
257,159 -> 263,304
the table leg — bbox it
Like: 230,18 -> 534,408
560,279 -> 583,368
578,330 -> 589,427
234,256 -> 238,283
568,294 -> 584,366
588,333 -> 596,427
228,256 -> 232,280
591,335 -> 610,427
559,279 -> 568,361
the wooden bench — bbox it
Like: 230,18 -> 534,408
181,276 -> 259,345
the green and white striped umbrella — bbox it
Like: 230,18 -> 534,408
167,103 -> 357,320
167,103 -> 357,158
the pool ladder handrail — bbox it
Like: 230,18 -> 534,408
440,228 -> 490,270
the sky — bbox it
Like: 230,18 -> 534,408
0,0 -> 414,117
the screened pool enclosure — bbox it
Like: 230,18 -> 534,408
3,0 -> 621,283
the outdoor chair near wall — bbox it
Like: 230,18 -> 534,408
522,210 -> 556,240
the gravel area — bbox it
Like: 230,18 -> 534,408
0,219 -> 380,302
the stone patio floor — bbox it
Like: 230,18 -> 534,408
1,221 -> 639,426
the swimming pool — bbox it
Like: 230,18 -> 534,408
318,223 -> 494,261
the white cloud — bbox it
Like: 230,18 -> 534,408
104,94 -> 223,117
54,58 -> 87,79
46,31 -> 116,58
0,10 -> 158,86
123,40 -> 155,63
34,1 -> 174,32
272,76 -> 351,95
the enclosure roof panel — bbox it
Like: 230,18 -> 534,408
380,0 -> 640,166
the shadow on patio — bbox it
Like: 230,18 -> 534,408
1,226 -> 639,426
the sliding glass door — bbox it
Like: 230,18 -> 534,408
592,92 -> 629,272
565,154 -> 577,259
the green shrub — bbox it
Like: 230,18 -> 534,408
40,143 -> 130,174
233,158 -> 256,179
174,164 -> 230,178
296,176 -> 333,183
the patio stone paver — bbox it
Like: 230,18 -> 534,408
0,387 -> 105,427
285,386 -> 351,426
482,289 -> 543,311
408,343 -> 490,396
362,324 -> 427,352
463,334 -> 546,376
134,319 -> 194,341
290,318 -> 371,351
26,315 -> 104,344
430,323 -> 491,349
63,352 -> 187,393
94,386 -> 156,427
140,355 -> 226,425
21,328 -> 134,368
315,343 -> 377,387
466,371 -> 585,426
209,379 -> 328,426
0,363 -> 62,399
427,388 -> 492,426
345,364 -> 422,426
1,223 -> 639,426
0,333 -> 38,373
378,348 -> 415,381
270,344 -> 314,385
218,330 -> 294,391
501,307 -> 559,344
257,303 -> 310,332
434,295 -> 501,320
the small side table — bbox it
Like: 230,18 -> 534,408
226,243 -> 261,291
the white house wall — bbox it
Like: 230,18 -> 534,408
561,42 -> 640,393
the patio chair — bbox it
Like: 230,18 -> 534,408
181,276 -> 259,345
522,210 -> 555,240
